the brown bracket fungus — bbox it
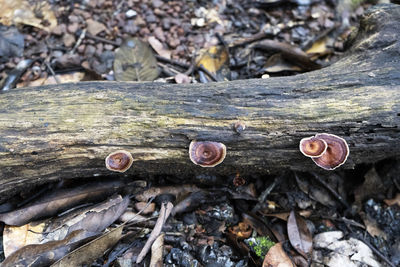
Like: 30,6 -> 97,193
299,136 -> 327,157
300,133 -> 349,170
189,141 -> 226,167
105,150 -> 133,172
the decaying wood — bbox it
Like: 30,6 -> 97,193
0,4 -> 400,202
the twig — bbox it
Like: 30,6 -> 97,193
85,32 -> 120,46
136,201 -> 174,263
350,233 -> 396,267
251,176 -> 278,213
309,172 -> 350,208
229,31 -> 271,48
44,61 -> 60,84
156,55 -> 218,82
70,29 -> 86,55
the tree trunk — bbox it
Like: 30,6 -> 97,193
0,4 -> 400,201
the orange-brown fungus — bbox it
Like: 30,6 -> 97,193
189,141 -> 226,167
105,150 -> 133,172
299,137 -> 327,157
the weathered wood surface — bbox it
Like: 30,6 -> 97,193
0,4 -> 400,201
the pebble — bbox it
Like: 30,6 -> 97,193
125,9 -> 137,18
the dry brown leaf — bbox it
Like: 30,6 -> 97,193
228,222 -> 252,239
287,210 -> 313,260
1,230 -> 97,267
150,234 -> 164,267
50,225 -> 124,267
196,45 -> 231,81
263,242 -> 294,267
384,193 -> 400,206
3,222 -> 45,257
306,37 -> 330,55
0,181 -> 124,226
0,0 -> 57,32
86,19 -> 107,36
114,37 -> 159,81
264,54 -> 302,73
148,36 -> 171,59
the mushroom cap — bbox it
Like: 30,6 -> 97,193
105,150 -> 133,172
189,141 -> 226,167
299,136 -> 328,158
311,133 -> 349,170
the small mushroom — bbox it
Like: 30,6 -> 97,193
299,136 -> 327,157
311,133 -> 349,170
233,121 -> 246,134
105,150 -> 133,172
189,141 -> 226,167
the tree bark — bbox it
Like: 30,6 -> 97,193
0,4 -> 400,201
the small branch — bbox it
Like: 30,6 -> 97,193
136,201 -> 174,263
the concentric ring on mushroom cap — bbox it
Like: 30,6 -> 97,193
189,141 -> 226,167
312,133 -> 349,170
105,150 -> 134,172
299,136 -> 328,158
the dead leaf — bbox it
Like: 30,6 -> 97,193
256,39 -> 320,71
86,19 -> 107,36
384,193 -> 400,207
228,222 -> 253,239
150,234 -> 164,267
0,180 -> 125,226
306,37 -> 331,56
3,222 -> 46,257
3,194 -> 129,255
360,211 -> 387,240
50,225 -> 124,267
287,210 -> 312,259
114,37 -> 159,81
263,54 -> 302,73
313,231 -> 381,267
17,72 -> 86,87
0,25 -> 24,63
45,194 -> 129,242
1,230 -> 97,267
0,0 -> 57,32
135,184 -> 200,202
354,167 -> 384,210
263,242 -> 294,267
196,45 -> 231,82
148,36 -> 171,59
265,210 -> 312,222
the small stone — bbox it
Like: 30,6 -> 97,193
63,33 -> 76,47
77,44 -> 85,54
125,9 -> 137,18
104,44 -> 114,50
145,14 -> 157,23
152,0 -> 163,8
153,27 -> 165,42
84,45 -> 96,57
134,16 -> 146,27
67,23 -> 79,34
162,18 -> 171,30
52,24 -> 66,36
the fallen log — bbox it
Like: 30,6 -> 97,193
0,4 -> 400,202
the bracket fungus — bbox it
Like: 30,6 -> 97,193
105,150 -> 133,172
189,141 -> 226,167
299,136 -> 327,158
299,133 -> 349,170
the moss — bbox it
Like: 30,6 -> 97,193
246,236 -> 275,258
